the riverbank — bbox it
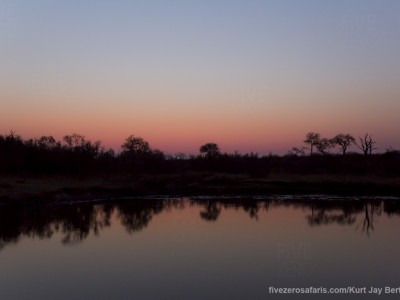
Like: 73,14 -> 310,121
1,172 -> 399,205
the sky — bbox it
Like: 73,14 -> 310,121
0,0 -> 399,154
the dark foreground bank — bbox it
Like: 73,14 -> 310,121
1,172 -> 399,205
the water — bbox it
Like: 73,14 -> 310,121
1,196 -> 400,299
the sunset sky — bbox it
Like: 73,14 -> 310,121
1,0 -> 399,154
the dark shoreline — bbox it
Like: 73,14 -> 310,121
1,173 -> 399,206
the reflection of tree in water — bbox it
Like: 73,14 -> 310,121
55,204 -> 114,244
1,198 -> 267,250
0,203 -> 55,248
356,201 -> 382,237
117,199 -> 180,234
198,198 -> 266,221
308,209 -> 357,226
236,199 -> 261,220
305,200 -> 383,236
0,241 -> 5,252
307,201 -> 360,226
0,202 -> 114,249
0,198 -> 399,251
200,201 -> 221,221
117,202 -> 156,233
383,201 -> 400,216
0,200 -> 175,250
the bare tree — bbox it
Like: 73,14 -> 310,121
5,130 -> 22,143
355,133 -> 377,156
331,133 -> 355,155
316,138 -> 333,155
304,132 -> 320,155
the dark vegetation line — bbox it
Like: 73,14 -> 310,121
0,130 -> 399,177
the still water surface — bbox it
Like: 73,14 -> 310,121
1,196 -> 400,299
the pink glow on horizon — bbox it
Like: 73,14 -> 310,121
3,120 -> 398,156
1,79 -> 399,155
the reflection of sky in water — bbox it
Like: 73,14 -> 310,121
1,198 -> 400,299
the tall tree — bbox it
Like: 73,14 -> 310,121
316,138 -> 333,155
355,133 -> 376,156
332,133 -> 355,155
304,132 -> 320,155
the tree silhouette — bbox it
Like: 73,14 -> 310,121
332,133 -> 355,155
316,138 -> 333,155
121,135 -> 151,154
63,133 -> 85,149
304,132 -> 320,155
1,129 -> 399,178
34,136 -> 60,150
287,147 -> 306,156
199,143 -> 220,159
355,133 -> 376,156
